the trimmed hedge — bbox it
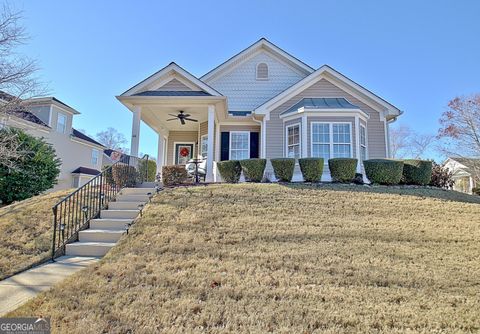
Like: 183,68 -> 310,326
112,164 -> 138,187
240,159 -> 266,182
402,159 -> 432,185
364,159 -> 404,185
162,165 -> 188,186
299,158 -> 324,182
139,159 -> 157,182
271,158 -> 295,182
328,158 -> 357,182
472,187 -> 480,196
217,160 -> 241,183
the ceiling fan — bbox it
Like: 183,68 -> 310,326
166,110 -> 198,125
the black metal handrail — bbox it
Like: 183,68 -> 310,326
51,154 -> 150,259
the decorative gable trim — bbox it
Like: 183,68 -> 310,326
200,38 -> 314,83
121,62 -> 222,97
254,65 -> 402,119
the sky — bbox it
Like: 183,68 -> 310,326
13,0 -> 480,159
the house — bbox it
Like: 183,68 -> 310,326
0,93 -> 105,189
444,157 -> 479,194
117,38 -> 402,181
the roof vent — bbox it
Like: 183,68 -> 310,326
256,63 -> 269,80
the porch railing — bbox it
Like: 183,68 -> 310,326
51,154 -> 150,260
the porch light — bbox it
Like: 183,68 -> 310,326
137,203 -> 144,216
125,222 -> 131,235
81,206 -> 89,219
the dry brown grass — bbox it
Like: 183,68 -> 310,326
10,184 -> 480,333
0,189 -> 72,280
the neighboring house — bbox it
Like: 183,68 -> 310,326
117,38 -> 402,181
444,157 -> 479,194
102,148 -> 127,167
0,93 -> 105,189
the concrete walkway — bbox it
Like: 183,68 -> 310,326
0,256 -> 99,316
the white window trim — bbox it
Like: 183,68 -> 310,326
200,134 -> 208,159
360,124 -> 368,161
310,122 -> 353,164
285,122 -> 301,158
56,112 -> 67,133
229,131 -> 250,160
256,63 -> 269,81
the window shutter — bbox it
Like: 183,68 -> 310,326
221,132 -> 230,161
250,132 -> 259,158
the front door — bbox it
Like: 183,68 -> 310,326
175,143 -> 194,165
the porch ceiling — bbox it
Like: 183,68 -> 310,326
116,95 -> 228,134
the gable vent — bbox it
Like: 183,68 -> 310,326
256,63 -> 269,80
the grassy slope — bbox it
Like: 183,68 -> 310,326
10,184 -> 480,333
0,189 -> 71,280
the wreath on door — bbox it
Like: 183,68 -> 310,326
180,147 -> 190,158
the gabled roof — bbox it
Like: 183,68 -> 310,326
200,38 -> 315,82
447,157 -> 480,172
281,98 -> 359,116
121,62 -> 222,97
72,128 -> 105,148
254,65 -> 402,119
6,108 -> 50,127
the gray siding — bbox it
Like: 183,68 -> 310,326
157,78 -> 195,91
28,105 -> 50,125
265,78 -> 387,160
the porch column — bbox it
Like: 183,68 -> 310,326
206,105 -> 215,182
355,115 -> 361,172
130,106 -> 141,157
157,133 -> 165,175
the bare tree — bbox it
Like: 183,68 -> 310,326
390,124 -> 436,159
0,4 -> 46,168
96,127 -> 128,151
438,94 -> 480,181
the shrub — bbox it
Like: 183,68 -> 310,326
430,162 -> 454,189
328,158 -> 357,182
217,160 -> 241,183
103,164 -> 114,185
162,165 -> 188,186
472,187 -> 480,196
112,164 -> 138,187
0,128 -> 61,204
240,159 -> 266,182
364,159 -> 404,185
271,158 -> 295,182
402,159 -> 433,185
139,159 -> 157,182
299,158 -> 323,182
353,173 -> 364,185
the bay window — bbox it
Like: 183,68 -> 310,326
360,125 -> 367,161
230,131 -> 249,160
286,123 -> 300,158
311,122 -> 352,161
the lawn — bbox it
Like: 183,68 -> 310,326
9,184 -> 480,333
0,189 -> 72,280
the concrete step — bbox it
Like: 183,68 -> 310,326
116,194 -> 150,202
90,218 -> 133,230
79,229 -> 125,243
65,242 -> 116,257
100,209 -> 139,219
108,201 -> 145,210
120,188 -> 155,195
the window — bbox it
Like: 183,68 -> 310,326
230,132 -> 250,160
311,123 -> 330,161
286,123 -> 300,158
91,149 -> 99,165
56,113 -> 67,133
311,123 -> 352,162
256,63 -> 268,80
200,135 -> 208,159
360,125 -> 367,161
